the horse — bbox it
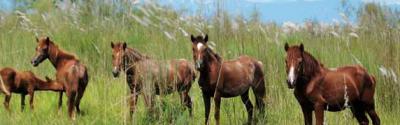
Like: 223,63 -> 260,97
111,42 -> 196,117
0,67 -> 63,111
284,43 -> 380,125
190,34 -> 266,125
31,36 -> 89,120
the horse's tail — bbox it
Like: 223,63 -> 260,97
252,60 -> 266,112
0,68 -> 13,96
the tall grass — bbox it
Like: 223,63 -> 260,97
0,0 -> 399,124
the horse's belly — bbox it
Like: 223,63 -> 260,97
325,104 -> 346,112
219,85 -> 250,98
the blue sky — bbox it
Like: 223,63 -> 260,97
159,0 -> 400,23
1,0 -> 399,23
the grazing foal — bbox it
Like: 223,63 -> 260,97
31,37 -> 89,120
190,34 -> 266,125
111,42 -> 196,117
0,67 -> 63,111
284,43 -> 380,125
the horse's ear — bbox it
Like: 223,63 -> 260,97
190,34 -> 196,43
45,36 -> 50,45
111,42 -> 115,48
204,34 -> 208,43
122,42 -> 127,50
284,43 -> 289,51
300,43 -> 304,52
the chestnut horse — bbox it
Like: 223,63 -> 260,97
111,42 -> 196,117
0,67 -> 63,111
284,43 -> 380,125
31,37 -> 89,120
190,35 -> 266,125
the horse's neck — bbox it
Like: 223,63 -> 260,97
48,45 -> 76,70
299,53 -> 325,85
123,49 -> 149,72
33,77 -> 63,91
199,50 -> 222,82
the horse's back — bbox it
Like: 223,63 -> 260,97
315,65 -> 374,105
57,60 -> 88,89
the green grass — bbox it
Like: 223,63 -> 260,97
0,1 -> 399,125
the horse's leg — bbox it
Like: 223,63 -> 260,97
129,90 -> 139,118
180,87 -> 193,116
29,91 -> 34,110
350,104 -> 369,125
214,92 -> 221,125
20,94 -> 26,111
4,94 -> 11,111
202,92 -> 211,125
366,104 -> 380,125
313,103 -> 325,125
252,78 -> 266,114
66,89 -> 77,120
300,105 -> 313,125
58,92 -> 63,112
75,83 -> 87,114
241,91 -> 253,125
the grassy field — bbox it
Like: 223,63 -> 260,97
0,1 -> 399,125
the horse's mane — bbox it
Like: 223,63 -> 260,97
48,41 -> 77,61
205,47 -> 222,63
124,47 -> 149,61
301,51 -> 324,79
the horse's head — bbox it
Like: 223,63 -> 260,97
31,36 -> 51,67
284,43 -> 305,89
110,42 -> 127,77
190,34 -> 209,70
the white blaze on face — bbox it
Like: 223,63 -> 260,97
197,43 -> 204,50
288,66 -> 295,85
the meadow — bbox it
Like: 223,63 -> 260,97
0,1 -> 399,125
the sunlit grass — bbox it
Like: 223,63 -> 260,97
0,1 -> 398,125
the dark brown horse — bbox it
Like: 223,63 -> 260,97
190,34 -> 266,125
111,42 -> 196,117
0,67 -> 63,111
31,36 -> 89,120
284,43 -> 380,125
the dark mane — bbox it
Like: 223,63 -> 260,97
301,50 -> 324,80
122,47 -> 149,71
205,47 -> 222,62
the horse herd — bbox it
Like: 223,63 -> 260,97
0,35 -> 380,125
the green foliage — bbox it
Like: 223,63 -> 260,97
0,1 -> 399,125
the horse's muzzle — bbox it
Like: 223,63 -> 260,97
112,68 -> 120,77
31,59 -> 39,67
287,80 -> 295,89
195,60 -> 203,70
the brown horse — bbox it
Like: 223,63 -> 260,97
111,42 -> 196,117
284,43 -> 380,125
0,67 -> 63,111
190,34 -> 266,125
31,36 -> 89,120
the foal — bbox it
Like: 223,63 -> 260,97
190,34 -> 266,125
31,36 -> 89,120
111,42 -> 196,117
0,67 -> 63,111
284,43 -> 380,125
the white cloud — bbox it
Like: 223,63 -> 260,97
363,0 -> 400,5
